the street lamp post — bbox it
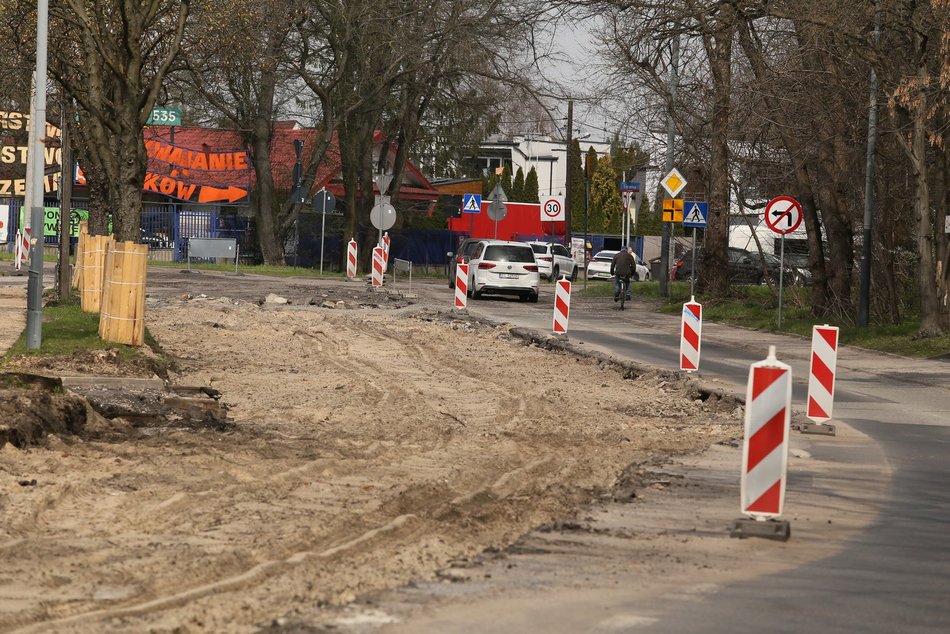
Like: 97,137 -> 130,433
25,0 -> 49,349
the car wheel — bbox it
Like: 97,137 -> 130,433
528,292 -> 539,303
632,271 -> 640,282
570,267 -> 578,282
551,266 -> 559,282
472,288 -> 482,299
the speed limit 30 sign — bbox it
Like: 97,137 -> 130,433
540,195 -> 565,222
764,196 -> 803,235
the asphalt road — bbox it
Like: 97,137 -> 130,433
413,277 -> 950,633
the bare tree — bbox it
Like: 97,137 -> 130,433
45,0 -> 189,240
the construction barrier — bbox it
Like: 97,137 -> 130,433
382,232 -> 391,272
80,234 -> 114,313
553,277 -> 571,334
740,345 -> 792,519
98,241 -> 148,346
807,325 -> 839,422
454,263 -> 468,309
392,258 -> 412,293
371,246 -> 385,287
680,297 -> 702,371
14,228 -> 29,271
346,238 -> 358,278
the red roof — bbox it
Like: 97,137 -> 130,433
142,126 -> 439,203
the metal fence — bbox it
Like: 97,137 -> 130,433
2,199 -> 256,263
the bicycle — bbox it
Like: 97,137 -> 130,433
615,275 -> 631,310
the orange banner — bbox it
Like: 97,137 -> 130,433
146,140 -> 249,171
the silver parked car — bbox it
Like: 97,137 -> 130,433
527,241 -> 579,282
468,240 -> 540,302
586,250 -> 650,281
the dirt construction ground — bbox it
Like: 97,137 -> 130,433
0,271 -> 885,633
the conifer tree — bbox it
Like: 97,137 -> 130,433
524,167 -> 540,203
511,166 -> 525,202
592,155 -> 622,234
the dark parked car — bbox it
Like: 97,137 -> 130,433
672,246 -> 766,285
447,238 -> 482,289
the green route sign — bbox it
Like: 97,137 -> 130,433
147,107 -> 182,126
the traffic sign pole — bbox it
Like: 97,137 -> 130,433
764,196 -> 803,329
690,227 -> 697,297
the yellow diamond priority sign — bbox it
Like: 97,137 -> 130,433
661,168 -> 687,198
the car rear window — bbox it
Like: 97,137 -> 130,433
484,245 -> 535,262
594,253 -> 614,261
530,244 -> 546,254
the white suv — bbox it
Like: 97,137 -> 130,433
468,240 -> 540,302
527,241 -> 578,282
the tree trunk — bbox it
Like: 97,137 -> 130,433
911,97 -> 943,336
737,21 -> 831,315
698,5 -> 736,298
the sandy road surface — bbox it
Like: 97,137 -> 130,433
0,272 -> 751,633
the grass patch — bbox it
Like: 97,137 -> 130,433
3,296 -> 172,372
583,280 -> 950,359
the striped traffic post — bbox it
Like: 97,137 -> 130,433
371,246 -> 384,287
803,324 -> 839,436
454,263 -> 468,309
680,297 -> 702,372
732,345 -> 792,541
14,228 -> 30,271
552,277 -> 571,334
382,232 -> 391,272
346,238 -> 358,278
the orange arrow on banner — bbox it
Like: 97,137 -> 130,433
198,185 -> 247,203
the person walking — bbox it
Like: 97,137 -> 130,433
610,246 -> 636,302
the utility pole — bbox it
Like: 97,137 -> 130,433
26,0 -> 49,349
565,100 -> 574,245
659,33 -> 680,298
58,99 -> 72,299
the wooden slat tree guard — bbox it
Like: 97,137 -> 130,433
79,234 -> 113,313
98,241 -> 148,346
70,221 -> 88,289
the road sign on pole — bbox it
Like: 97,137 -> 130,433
662,198 -> 684,222
661,168 -> 687,198
462,193 -> 481,213
682,201 -> 708,228
764,196 -> 803,235
147,107 -> 181,126
540,195 -> 565,222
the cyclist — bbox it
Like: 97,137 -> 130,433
610,246 -> 636,302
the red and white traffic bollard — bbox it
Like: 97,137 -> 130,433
346,238 -> 358,278
371,246 -> 385,287
680,297 -> 702,372
14,227 -> 30,271
382,232 -> 391,272
732,345 -> 792,541
552,277 -> 571,334
803,325 -> 839,435
454,263 -> 468,309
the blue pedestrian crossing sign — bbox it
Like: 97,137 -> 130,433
462,193 -> 482,214
682,201 -> 708,228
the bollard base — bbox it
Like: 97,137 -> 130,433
730,518 -> 791,542
552,332 -> 568,340
801,422 -> 836,436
